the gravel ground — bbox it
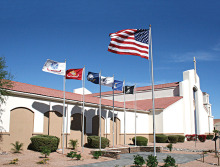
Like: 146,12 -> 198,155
1,140 -> 220,166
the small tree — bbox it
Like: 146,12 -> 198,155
167,143 -> 173,152
0,57 -> 13,103
213,130 -> 219,135
40,146 -> 51,158
11,141 -> 23,153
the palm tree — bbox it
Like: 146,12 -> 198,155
11,141 -> 23,153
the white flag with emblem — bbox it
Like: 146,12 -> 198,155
101,76 -> 114,87
42,59 -> 66,76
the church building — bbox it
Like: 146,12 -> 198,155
0,69 -> 214,151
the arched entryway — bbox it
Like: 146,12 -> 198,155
69,113 -> 86,146
110,117 -> 121,146
10,107 -> 34,150
43,111 -> 63,147
92,115 -> 105,137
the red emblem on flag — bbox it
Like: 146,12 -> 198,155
66,68 -> 83,80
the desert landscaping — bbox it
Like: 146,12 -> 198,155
1,140 -> 220,167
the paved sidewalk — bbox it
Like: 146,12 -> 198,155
72,152 -> 202,167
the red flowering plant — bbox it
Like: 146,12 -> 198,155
185,134 -> 198,141
185,134 -> 191,141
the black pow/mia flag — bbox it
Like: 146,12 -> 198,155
123,86 -> 135,94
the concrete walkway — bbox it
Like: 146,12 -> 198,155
72,152 -> 202,167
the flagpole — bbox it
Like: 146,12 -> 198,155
62,59 -> 66,154
82,66 -> 85,152
135,84 -> 137,146
149,25 -> 156,156
99,70 -> 102,150
123,80 -> 126,146
112,75 -> 115,148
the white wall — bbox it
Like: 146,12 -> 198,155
148,110 -> 163,134
73,87 -> 92,95
0,95 -> 106,135
117,110 -> 149,134
1,96 -> 50,133
163,99 -> 184,134
1,94 -> 150,137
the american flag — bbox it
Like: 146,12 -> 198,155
108,29 -> 149,59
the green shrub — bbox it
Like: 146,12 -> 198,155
11,141 -> 23,153
168,135 -> 179,143
163,155 -> 177,167
87,136 -> 109,148
177,135 -> 185,142
69,139 -> 78,150
156,135 -> 168,143
206,135 -> 214,140
93,151 -> 102,159
132,136 -> 148,146
30,135 -> 60,152
75,153 -> 81,160
133,154 -> 145,167
146,154 -> 158,167
67,151 -> 77,158
67,151 -> 81,160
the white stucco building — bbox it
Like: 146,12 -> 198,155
0,69 -> 214,151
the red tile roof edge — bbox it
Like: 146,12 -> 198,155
7,81 -> 182,111
7,81 -> 142,110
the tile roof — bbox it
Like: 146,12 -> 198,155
7,81 -> 182,111
88,82 -> 179,97
126,96 -> 183,111
8,81 -> 139,110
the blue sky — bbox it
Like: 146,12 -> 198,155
1,0 -> 220,118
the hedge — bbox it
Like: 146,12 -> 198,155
176,135 -> 185,142
168,135 -> 179,143
156,135 -> 168,143
206,135 -> 214,140
30,135 -> 60,152
132,136 -> 148,146
87,136 -> 109,148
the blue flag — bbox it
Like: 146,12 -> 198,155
113,80 -> 123,91
87,72 -> 99,84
